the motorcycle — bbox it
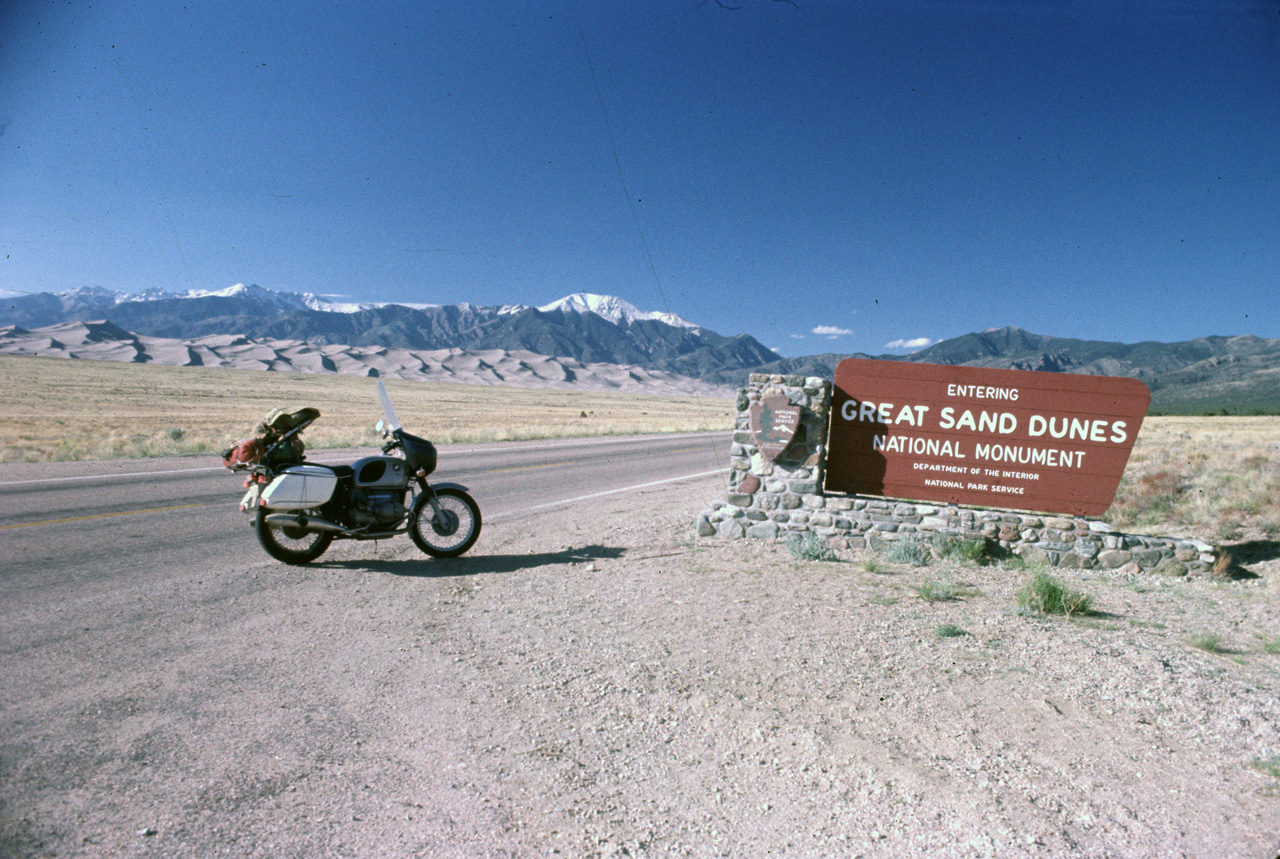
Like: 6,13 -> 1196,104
227,380 -> 481,565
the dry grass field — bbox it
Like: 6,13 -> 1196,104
1,354 -> 1276,544
0,354 -> 734,460
1109,415 -> 1280,545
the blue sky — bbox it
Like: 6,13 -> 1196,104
2,1 -> 1277,357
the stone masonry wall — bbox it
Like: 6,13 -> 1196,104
695,374 -> 1218,577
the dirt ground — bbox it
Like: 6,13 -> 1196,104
3,473 -> 1279,858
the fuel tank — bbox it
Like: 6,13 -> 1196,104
352,455 -> 411,489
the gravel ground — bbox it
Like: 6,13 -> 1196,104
3,473 -> 1279,858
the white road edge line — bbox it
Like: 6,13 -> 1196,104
487,468 -> 725,521
0,466 -> 228,486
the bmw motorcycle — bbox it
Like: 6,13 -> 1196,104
228,381 -> 481,565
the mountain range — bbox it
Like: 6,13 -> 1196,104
2,285 -> 1276,412
0,284 -> 773,380
723,328 -> 1280,413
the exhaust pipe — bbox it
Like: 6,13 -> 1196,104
263,512 -> 346,533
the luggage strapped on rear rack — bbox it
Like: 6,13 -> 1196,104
222,407 -> 320,470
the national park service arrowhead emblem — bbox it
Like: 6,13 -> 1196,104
749,394 -> 802,463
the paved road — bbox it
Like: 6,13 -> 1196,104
0,432 -> 729,585
0,433 -> 732,857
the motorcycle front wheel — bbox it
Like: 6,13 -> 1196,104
256,508 -> 334,565
409,487 -> 481,558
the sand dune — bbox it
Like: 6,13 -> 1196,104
0,321 -> 737,397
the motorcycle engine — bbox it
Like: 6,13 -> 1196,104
350,488 -> 407,528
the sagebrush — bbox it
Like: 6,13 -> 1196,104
1016,572 -> 1094,617
885,537 -> 930,567
930,534 -> 988,563
788,533 -> 839,562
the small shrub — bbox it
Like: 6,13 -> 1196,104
787,533 -> 839,562
1187,632 -> 1226,654
917,579 -> 978,602
1255,634 -> 1280,655
165,426 -> 184,441
917,579 -> 952,601
935,623 -> 967,638
930,534 -> 987,563
1016,572 -> 1094,617
1251,756 -> 1280,780
885,537 -> 930,567
860,558 -> 884,574
998,553 -> 1028,572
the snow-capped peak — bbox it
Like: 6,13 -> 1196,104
300,293 -> 442,312
175,283 -> 311,311
188,283 -> 255,299
302,294 -> 375,313
539,293 -> 700,330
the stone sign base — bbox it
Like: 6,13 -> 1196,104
695,374 -> 1219,577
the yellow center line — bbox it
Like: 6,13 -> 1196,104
0,503 -> 209,530
485,460 -> 577,474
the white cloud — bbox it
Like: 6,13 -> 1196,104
885,336 -> 935,350
812,325 -> 853,338
789,333 -> 807,339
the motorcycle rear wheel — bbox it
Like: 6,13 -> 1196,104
256,508 -> 334,565
409,487 -> 481,558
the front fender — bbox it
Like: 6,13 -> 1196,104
425,481 -> 470,494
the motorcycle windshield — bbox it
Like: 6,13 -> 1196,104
376,380 -> 402,432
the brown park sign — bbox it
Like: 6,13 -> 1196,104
750,394 -> 803,463
825,359 -> 1151,517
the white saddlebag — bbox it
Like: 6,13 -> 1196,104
260,465 -> 338,510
